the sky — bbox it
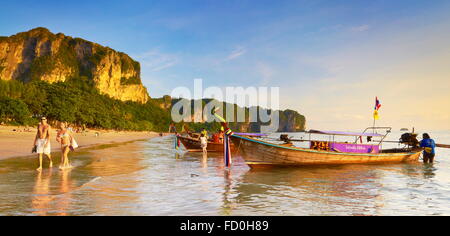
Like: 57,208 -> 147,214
1,0 -> 450,130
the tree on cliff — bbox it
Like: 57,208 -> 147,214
0,96 -> 32,125
0,79 -> 171,131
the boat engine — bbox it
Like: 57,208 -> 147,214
399,133 -> 419,148
280,134 -> 292,144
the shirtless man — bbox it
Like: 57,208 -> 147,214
33,117 -> 52,171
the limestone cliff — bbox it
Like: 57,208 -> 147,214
168,98 -> 307,132
0,27 -> 149,103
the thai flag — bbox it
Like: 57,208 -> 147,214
374,97 -> 381,111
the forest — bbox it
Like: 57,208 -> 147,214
0,78 -> 170,131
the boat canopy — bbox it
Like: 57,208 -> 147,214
233,133 -> 268,137
308,130 -> 384,137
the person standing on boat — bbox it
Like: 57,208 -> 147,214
200,133 -> 208,154
168,123 -> 177,133
420,133 -> 436,164
218,125 -> 225,143
212,133 -> 220,143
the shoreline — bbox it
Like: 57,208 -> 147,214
0,125 -> 169,161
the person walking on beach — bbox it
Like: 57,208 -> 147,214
33,117 -> 52,171
420,133 -> 436,164
56,122 -> 74,170
200,133 -> 208,154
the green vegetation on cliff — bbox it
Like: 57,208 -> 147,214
0,96 -> 32,125
0,79 -> 170,131
0,78 -> 306,133
120,76 -> 142,85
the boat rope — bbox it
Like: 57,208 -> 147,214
237,135 -> 243,153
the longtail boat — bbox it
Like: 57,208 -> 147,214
178,135 -> 234,153
177,132 -> 267,153
230,127 -> 422,167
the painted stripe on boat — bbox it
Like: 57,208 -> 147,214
232,135 -> 419,157
246,161 -> 278,165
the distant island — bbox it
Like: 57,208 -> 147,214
0,27 -> 306,132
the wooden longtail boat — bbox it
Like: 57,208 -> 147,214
230,128 -> 422,167
178,135 -> 236,153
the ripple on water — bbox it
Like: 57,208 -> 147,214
1,134 -> 450,216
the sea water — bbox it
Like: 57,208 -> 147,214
0,131 -> 449,216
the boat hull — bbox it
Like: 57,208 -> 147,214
231,135 -> 421,167
178,136 -> 236,153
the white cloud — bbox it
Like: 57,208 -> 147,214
133,50 -> 179,72
350,24 -> 370,32
224,46 -> 246,61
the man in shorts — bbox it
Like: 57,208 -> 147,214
33,117 -> 52,171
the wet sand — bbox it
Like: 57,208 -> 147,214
0,125 -> 163,160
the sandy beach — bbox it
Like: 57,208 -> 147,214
0,125 -> 162,160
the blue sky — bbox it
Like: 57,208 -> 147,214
1,0 -> 450,130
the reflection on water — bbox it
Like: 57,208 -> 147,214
422,164 -> 437,179
1,134 -> 450,216
31,170 -> 53,216
57,169 -> 72,216
30,169 -> 74,216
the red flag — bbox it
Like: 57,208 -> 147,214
374,97 -> 381,111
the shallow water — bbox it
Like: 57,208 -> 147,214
0,131 -> 449,216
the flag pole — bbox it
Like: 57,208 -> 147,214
372,97 -> 375,133
373,116 -> 376,134
372,97 -> 380,134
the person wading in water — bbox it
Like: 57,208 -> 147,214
56,122 -> 74,170
420,133 -> 436,164
33,117 -> 52,171
200,133 -> 208,154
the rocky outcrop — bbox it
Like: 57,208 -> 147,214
278,109 -> 306,132
169,98 -> 307,132
0,27 -> 149,103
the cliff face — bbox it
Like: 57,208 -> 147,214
0,27 -> 149,103
278,109 -> 306,132
169,98 -> 307,133
229,109 -> 306,132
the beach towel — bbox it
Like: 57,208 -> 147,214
71,138 -> 79,149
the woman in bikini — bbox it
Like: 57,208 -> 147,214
56,122 -> 73,170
